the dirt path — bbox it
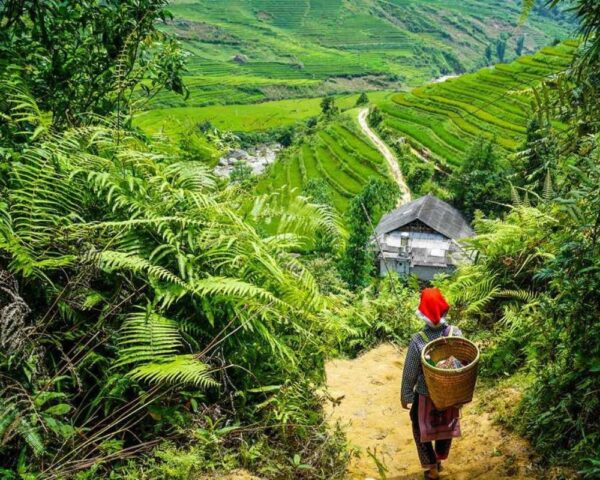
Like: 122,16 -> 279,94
325,344 -> 538,480
358,108 -> 411,205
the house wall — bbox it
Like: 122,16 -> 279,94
384,230 -> 451,260
379,226 -> 455,281
412,265 -> 455,281
379,258 -> 410,276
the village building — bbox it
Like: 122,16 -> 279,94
373,194 -> 474,281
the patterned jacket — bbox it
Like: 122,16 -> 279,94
401,323 -> 462,405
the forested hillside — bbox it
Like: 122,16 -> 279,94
1,1 -> 599,479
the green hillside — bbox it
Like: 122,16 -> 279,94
253,41 -> 576,212
154,0 -> 574,108
256,114 -> 390,212
378,40 -> 577,167
136,91 -> 391,135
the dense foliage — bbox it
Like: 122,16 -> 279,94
449,139 -> 511,220
436,2 -> 600,472
0,0 -> 186,127
0,83 -> 355,476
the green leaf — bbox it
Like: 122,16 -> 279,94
128,354 -> 219,388
44,404 -> 72,416
44,417 -> 76,439
33,392 -> 67,408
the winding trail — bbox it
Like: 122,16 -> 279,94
358,108 -> 411,205
325,344 -> 542,480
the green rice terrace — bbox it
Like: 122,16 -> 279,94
252,41 -> 576,210
154,0 -> 575,108
378,40 -> 578,167
256,115 -> 390,212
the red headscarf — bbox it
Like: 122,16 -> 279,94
418,288 -> 449,326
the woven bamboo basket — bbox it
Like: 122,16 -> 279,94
421,337 -> 480,411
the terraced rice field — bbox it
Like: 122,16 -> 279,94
256,118 -> 390,212
156,0 -> 574,107
256,42 -> 576,212
377,41 -> 577,167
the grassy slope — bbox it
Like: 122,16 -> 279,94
255,112 -> 391,212
378,41 -> 577,167
136,91 -> 392,135
153,0 -> 574,108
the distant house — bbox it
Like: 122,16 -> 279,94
373,194 -> 474,281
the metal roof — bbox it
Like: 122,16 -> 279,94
375,194 -> 474,240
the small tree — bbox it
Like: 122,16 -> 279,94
496,37 -> 507,63
340,178 -> 400,289
406,161 -> 435,196
0,0 -> 186,127
356,92 -> 369,106
484,44 -> 493,65
516,118 -> 558,192
320,96 -> 338,117
515,35 -> 525,56
450,138 -> 509,219
368,107 -> 384,128
278,127 -> 294,147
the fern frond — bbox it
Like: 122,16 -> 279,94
8,145 -> 83,260
498,289 -> 537,303
250,189 -> 346,247
117,309 -> 182,367
91,250 -> 186,287
190,277 -> 284,307
511,185 -> 522,207
164,161 -> 216,192
17,418 -> 45,455
128,354 -> 218,388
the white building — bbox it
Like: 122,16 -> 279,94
373,194 -> 474,281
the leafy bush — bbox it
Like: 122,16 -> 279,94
437,135 -> 600,470
0,86 -> 347,477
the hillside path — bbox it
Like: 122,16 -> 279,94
358,109 -> 411,205
325,344 -> 539,480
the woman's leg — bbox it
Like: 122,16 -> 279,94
434,438 -> 452,462
410,395 -> 438,470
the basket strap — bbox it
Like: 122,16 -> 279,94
419,331 -> 429,343
442,325 -> 454,337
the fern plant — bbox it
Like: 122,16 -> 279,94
0,85 -> 344,474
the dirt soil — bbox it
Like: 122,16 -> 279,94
358,109 -> 411,206
325,344 -> 542,480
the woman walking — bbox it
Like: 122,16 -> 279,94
401,288 -> 462,480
